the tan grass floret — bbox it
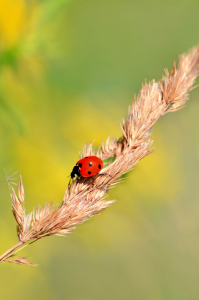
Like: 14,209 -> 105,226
0,46 -> 199,266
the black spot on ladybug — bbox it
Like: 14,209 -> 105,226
98,164 -> 101,169
88,171 -> 91,175
89,162 -> 92,167
78,163 -> 82,168
85,157 -> 88,158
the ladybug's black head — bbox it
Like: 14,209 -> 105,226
70,165 -> 81,179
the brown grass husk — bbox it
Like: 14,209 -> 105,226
0,46 -> 199,266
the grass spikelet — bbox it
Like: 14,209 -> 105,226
0,45 -> 199,266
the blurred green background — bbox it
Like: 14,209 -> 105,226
0,0 -> 199,299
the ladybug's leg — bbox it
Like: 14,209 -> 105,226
98,173 -> 113,179
68,177 -> 72,186
91,173 -> 113,191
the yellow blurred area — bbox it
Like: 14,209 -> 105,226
0,0 -> 28,47
0,0 -> 199,299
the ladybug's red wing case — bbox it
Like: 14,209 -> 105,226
76,156 -> 103,178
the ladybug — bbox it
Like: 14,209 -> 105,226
71,156 -> 103,179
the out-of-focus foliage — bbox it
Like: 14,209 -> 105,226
0,0 -> 199,299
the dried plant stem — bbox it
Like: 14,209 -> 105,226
0,241 -> 24,262
1,45 -> 199,266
